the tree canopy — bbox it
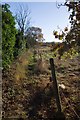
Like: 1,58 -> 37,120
53,1 -> 80,59
2,3 -> 17,69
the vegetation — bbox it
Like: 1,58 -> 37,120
15,4 -> 31,51
2,2 -> 80,120
0,4 -> 2,68
53,1 -> 80,59
2,4 -> 39,69
2,4 -> 17,69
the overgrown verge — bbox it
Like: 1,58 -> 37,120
2,48 -> 80,119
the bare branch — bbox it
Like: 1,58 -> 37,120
15,3 -> 31,34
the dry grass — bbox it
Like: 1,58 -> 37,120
34,58 -> 49,74
2,47 -> 80,119
14,51 -> 31,85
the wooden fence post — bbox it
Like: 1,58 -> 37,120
50,58 -> 61,112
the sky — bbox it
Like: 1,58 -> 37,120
2,2 -> 71,42
2,0 -> 66,2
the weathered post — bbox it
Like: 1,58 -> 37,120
50,58 -> 61,112
50,58 -> 65,119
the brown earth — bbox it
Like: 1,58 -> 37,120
2,49 -> 80,120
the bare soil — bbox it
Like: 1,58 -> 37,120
2,48 -> 80,120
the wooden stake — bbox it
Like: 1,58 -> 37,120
50,58 -> 61,112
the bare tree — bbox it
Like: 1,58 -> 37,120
15,3 -> 31,50
15,3 -> 31,35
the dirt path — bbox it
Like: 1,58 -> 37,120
2,49 -> 80,119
